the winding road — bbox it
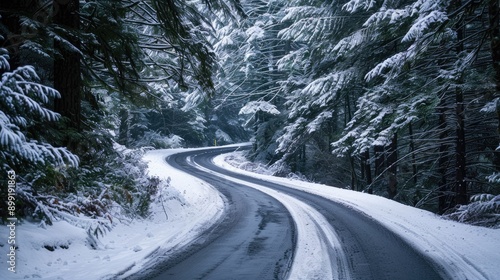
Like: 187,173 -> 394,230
128,146 -> 445,280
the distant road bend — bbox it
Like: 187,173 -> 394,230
129,145 -> 445,280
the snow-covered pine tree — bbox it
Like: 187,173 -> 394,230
332,0 -> 450,200
330,0 -> 499,212
269,0 -> 378,184
217,0 -> 499,214
212,0 -> 288,158
0,47 -> 78,171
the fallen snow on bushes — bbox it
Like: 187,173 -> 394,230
0,148 -> 225,280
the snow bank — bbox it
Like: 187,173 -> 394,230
0,149 -> 225,280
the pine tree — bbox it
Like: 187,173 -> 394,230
0,47 -> 78,171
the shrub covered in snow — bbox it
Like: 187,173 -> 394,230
444,194 -> 500,228
132,131 -> 184,149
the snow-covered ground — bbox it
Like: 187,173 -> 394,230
0,148 -> 225,280
1,146 -> 499,280
213,151 -> 500,280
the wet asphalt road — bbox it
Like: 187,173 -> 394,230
127,146 -> 445,280
127,147 -> 295,280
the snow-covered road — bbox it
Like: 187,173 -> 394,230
131,146 -> 445,279
129,147 -> 295,279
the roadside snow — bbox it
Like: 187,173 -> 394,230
0,148 -> 225,280
214,151 -> 500,280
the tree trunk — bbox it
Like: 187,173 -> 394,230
52,0 -> 81,131
349,154 -> 357,191
387,134 -> 398,199
408,122 -> 418,184
374,145 -> 385,177
452,0 -> 467,206
489,0 -> 500,172
438,104 -> 450,214
344,93 -> 352,126
454,87 -> 467,205
299,144 -> 306,171
118,109 -> 130,147
328,109 -> 338,153
361,149 -> 373,193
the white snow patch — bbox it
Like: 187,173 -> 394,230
246,24 -> 265,43
239,100 -> 280,116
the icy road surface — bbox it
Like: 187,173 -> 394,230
129,146 -> 443,280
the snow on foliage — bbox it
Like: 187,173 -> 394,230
281,6 -> 321,23
164,134 -> 185,148
0,49 -> 78,169
278,6 -> 336,43
133,131 -> 184,149
239,101 -> 280,116
331,83 -> 433,156
306,111 -> 333,134
343,0 -> 378,13
245,23 -> 265,43
276,117 -> 307,155
486,172 -> 500,183
182,88 -> 204,111
347,102 -> 393,151
440,50 -> 485,82
287,70 -> 352,120
14,141 -> 156,247
402,10 -> 448,42
410,0 -> 445,15
0,49 -> 9,71
365,52 -> 407,81
213,35 -> 235,52
302,71 -> 351,106
277,47 -> 310,71
331,127 -> 366,155
216,129 -> 233,143
444,194 -> 500,228
188,115 -> 207,133
362,0 -> 446,27
333,29 -> 369,56
363,9 -> 409,26
47,29 -> 83,56
18,188 -> 115,247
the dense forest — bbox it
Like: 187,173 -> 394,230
1,0 -> 499,233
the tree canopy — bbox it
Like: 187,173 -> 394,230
1,0 -> 499,229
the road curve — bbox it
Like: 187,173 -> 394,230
190,146 -> 445,280
126,147 -> 295,280
128,145 -> 445,280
